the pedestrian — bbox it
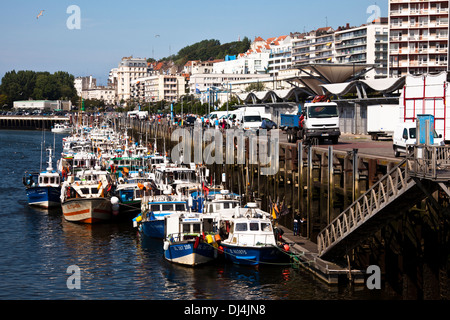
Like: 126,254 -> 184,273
293,213 -> 301,236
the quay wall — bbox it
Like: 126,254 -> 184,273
120,117 -> 450,299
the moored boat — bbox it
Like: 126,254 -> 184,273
219,203 -> 288,266
51,123 -> 72,134
163,212 -> 216,266
23,148 -> 61,208
133,195 -> 189,238
60,167 -> 113,223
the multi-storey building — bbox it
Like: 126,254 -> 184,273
292,27 -> 335,65
74,76 -> 96,97
130,75 -> 186,103
389,0 -> 450,77
268,35 -> 293,77
81,86 -> 116,106
117,56 -> 149,102
335,19 -> 389,79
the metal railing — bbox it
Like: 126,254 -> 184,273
317,159 -> 412,257
407,145 -> 450,181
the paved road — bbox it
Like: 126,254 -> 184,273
278,130 -> 398,160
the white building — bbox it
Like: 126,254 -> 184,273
267,35 -> 293,78
13,100 -> 72,111
335,20 -> 389,79
292,27 -> 336,65
131,75 -> 186,103
117,56 -> 149,103
81,87 -> 117,105
74,76 -> 96,97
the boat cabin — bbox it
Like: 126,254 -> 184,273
165,213 -> 215,241
225,218 -> 276,247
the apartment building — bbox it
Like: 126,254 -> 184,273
81,86 -> 117,105
389,0 -> 450,77
267,35 -> 293,77
292,27 -> 335,65
130,75 -> 186,103
335,20 -> 389,79
117,56 -> 149,102
74,76 -> 96,97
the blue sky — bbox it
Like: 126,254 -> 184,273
0,0 -> 388,86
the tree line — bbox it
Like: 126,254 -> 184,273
157,37 -> 252,67
0,70 -> 78,109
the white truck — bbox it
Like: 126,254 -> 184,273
281,100 -> 341,144
367,104 -> 399,141
399,72 -> 450,143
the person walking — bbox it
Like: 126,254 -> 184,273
293,212 -> 302,236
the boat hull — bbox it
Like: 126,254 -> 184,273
26,186 -> 61,208
164,241 -> 215,266
221,244 -> 283,266
141,219 -> 165,239
62,198 -> 112,223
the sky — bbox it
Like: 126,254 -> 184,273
0,0 -> 388,86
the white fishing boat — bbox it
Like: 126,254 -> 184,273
219,203 -> 288,266
163,212 -> 216,266
51,123 -> 72,134
60,167 -> 114,223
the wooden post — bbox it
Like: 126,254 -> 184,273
307,144 -> 312,239
328,146 -> 334,225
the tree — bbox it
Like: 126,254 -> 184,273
0,70 -> 78,105
245,82 -> 266,92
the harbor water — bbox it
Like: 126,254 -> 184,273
0,130 -> 389,300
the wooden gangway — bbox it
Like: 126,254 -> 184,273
316,145 -> 450,261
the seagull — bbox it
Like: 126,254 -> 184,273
37,10 -> 44,19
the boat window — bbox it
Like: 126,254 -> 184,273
249,222 -> 259,231
192,223 -> 201,233
80,188 -> 90,194
223,203 -> 230,209
91,188 -> 98,194
150,204 -> 160,212
261,222 -> 272,232
162,204 -> 173,211
235,223 -> 247,231
183,224 -> 190,233
208,204 -> 214,212
175,204 -> 185,211
44,177 -> 49,184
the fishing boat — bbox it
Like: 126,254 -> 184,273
163,212 -> 216,266
60,167 -> 113,223
23,148 -> 61,208
133,195 -> 189,239
219,203 -> 287,266
51,123 -> 72,134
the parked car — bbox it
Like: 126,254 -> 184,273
261,118 -> 277,130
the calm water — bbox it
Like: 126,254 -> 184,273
0,130 -> 386,300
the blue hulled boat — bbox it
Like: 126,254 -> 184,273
23,148 -> 61,209
163,212 -> 216,266
133,195 -> 189,239
219,203 -> 287,266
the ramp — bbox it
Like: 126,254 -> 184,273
317,159 -> 437,260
